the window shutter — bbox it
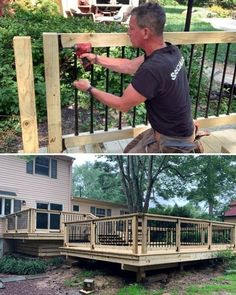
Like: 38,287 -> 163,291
26,160 -> 33,174
14,200 -> 22,213
51,159 -> 57,179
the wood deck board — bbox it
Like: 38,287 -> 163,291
66,128 -> 236,153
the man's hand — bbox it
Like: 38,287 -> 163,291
73,79 -> 91,92
80,53 -> 97,64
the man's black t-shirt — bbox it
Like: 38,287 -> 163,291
131,43 -> 194,137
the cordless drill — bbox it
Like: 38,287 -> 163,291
74,42 -> 92,71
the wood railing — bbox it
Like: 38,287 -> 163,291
5,208 -> 96,234
63,213 -> 236,254
13,31 -> 236,153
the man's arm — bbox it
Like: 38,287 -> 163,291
73,79 -> 146,112
80,53 -> 144,75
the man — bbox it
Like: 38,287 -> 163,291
73,2 -> 197,153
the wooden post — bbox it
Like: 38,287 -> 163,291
208,222 -> 212,250
90,221 -> 95,250
15,214 -> 17,232
64,224 -> 69,246
132,215 -> 138,254
43,33 -> 62,153
231,225 -> 236,248
176,219 -> 181,252
13,36 -> 39,153
31,209 -> 36,233
141,215 -> 147,254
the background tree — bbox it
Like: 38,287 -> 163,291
72,161 -> 125,203
115,155 -> 190,213
156,156 -> 236,218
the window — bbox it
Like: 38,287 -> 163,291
35,157 -> 50,176
90,207 -> 96,215
0,197 -> 22,216
36,202 -> 63,230
26,157 -> 57,179
73,205 -> 80,212
120,210 -> 129,215
90,206 -> 109,217
96,208 -> 106,217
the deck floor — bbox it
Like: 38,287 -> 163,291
66,128 -> 236,154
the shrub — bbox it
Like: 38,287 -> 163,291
0,255 -> 48,275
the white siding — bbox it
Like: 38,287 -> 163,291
0,155 -> 73,235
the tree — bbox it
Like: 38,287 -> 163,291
72,161 -> 125,203
156,155 -> 236,217
184,156 -> 236,217
115,155 -> 189,213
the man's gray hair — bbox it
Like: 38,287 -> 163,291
131,2 -> 166,36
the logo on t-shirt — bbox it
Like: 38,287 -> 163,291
170,56 -> 184,80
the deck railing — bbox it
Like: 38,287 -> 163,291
63,213 -> 236,254
13,31 -> 236,152
5,208 -> 95,234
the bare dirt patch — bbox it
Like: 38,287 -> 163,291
0,261 -> 227,295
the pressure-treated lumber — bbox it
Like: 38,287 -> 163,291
13,36 -> 39,153
43,33 -> 62,152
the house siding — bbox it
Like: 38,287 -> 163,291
0,155 -> 73,237
71,197 -> 128,217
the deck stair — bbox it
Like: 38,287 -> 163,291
98,234 -> 129,246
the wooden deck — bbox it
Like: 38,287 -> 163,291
61,213 -> 236,280
65,127 -> 236,153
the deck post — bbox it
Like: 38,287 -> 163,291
60,212 -> 65,233
43,33 -> 62,153
176,219 -> 181,252
14,214 -> 17,232
13,36 -> 39,153
136,268 -> 146,283
208,222 -> 212,250
31,209 -> 36,233
64,224 -> 69,246
231,225 -> 236,248
141,215 -> 147,254
132,215 -> 138,254
90,221 -> 95,250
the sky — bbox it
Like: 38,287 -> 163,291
71,154 -> 98,166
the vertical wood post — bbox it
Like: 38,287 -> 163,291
64,224 -> 69,246
13,36 -> 39,153
31,209 -> 36,233
43,33 -> 62,153
176,219 -> 181,252
141,215 -> 147,254
231,225 -> 236,248
15,214 -> 17,232
208,222 -> 212,250
132,215 -> 138,254
27,209 -> 31,233
90,221 -> 95,250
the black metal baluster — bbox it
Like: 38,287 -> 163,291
119,46 -> 125,130
227,62 -> 236,115
194,44 -> 207,119
132,48 -> 140,128
74,51 -> 79,135
205,44 -> 219,118
90,49 -> 95,134
187,44 -> 195,81
105,47 -> 110,132
216,43 -> 231,116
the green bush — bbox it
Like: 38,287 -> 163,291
0,0 -> 126,127
0,255 -> 48,275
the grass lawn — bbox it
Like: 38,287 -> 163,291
117,273 -> 236,295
